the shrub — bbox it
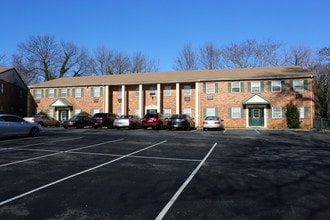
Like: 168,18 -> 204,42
286,102 -> 300,128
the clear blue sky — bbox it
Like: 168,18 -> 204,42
1,0 -> 329,71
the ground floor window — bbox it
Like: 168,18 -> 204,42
231,107 -> 242,118
73,109 -> 82,116
272,107 -> 283,118
164,108 -> 171,118
183,108 -> 191,116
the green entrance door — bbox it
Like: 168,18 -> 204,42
249,108 -> 264,126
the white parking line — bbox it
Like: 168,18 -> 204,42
0,140 -> 167,206
0,138 -> 124,168
255,129 -> 261,134
155,142 -> 218,220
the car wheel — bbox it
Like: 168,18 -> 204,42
29,127 -> 39,137
55,122 -> 60,127
93,125 -> 98,129
76,123 -> 83,129
203,128 -> 207,131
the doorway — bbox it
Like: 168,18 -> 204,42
248,108 -> 264,127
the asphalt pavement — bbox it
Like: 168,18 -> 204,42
0,127 -> 329,220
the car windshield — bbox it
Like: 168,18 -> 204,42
144,114 -> 158,118
205,116 -> 219,120
120,115 -> 133,119
170,114 -> 186,119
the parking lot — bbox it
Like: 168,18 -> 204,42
0,127 -> 329,220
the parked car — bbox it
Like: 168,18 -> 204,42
167,114 -> 195,130
91,113 -> 118,129
0,114 -> 41,138
113,115 -> 142,129
24,114 -> 60,127
142,113 -> 167,129
202,116 -> 224,131
62,115 -> 91,129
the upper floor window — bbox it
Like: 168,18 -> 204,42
34,89 -> 43,98
206,83 -> 215,94
183,85 -> 191,96
293,80 -> 303,91
164,86 -> 171,96
231,82 -> 241,93
251,81 -> 260,93
47,89 -> 55,98
271,80 -> 282,92
149,86 -> 156,96
60,89 -> 68,98
205,107 -> 216,117
135,87 -> 139,96
92,87 -> 102,97
118,87 -> 122,97
73,88 -> 83,98
1,83 -> 4,94
183,108 -> 191,116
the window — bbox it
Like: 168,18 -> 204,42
271,80 -> 281,92
47,89 -> 55,98
206,83 -> 215,94
135,87 -> 139,96
118,87 -> 122,97
293,80 -> 303,91
92,87 -> 102,97
298,107 -> 305,119
183,108 -> 191,116
183,85 -> 191,96
272,107 -> 282,118
251,81 -> 260,93
35,89 -> 43,98
164,86 -> 171,96
91,109 -> 101,115
73,88 -> 83,98
231,82 -> 240,93
205,108 -> 216,117
134,109 -> 140,116
231,107 -> 241,118
1,83 -> 4,93
117,108 -> 122,116
164,108 -> 172,118
73,109 -> 82,116
149,87 -> 156,96
60,89 -> 68,98
47,109 -> 55,117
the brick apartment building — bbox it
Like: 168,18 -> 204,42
28,66 -> 315,129
0,67 -> 35,117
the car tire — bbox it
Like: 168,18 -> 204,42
55,122 -> 60,127
29,127 -> 39,137
203,128 -> 207,131
76,123 -> 83,129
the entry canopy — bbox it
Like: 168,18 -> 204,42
243,94 -> 271,105
50,98 -> 73,107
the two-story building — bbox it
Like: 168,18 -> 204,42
28,66 -> 315,128
0,67 -> 35,117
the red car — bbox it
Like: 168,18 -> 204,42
142,113 -> 167,129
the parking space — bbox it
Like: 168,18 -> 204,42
0,128 -> 329,219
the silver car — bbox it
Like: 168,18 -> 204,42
113,115 -> 142,129
202,116 -> 224,131
0,114 -> 41,138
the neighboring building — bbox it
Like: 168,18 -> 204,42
0,67 -> 35,117
28,66 -> 315,128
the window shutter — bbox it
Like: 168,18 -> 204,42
268,81 -> 272,92
240,82 -> 244,92
72,88 -> 75,97
289,80 -> 293,91
81,88 -> 84,97
33,90 -> 36,96
281,81 -> 286,92
203,83 -> 206,93
269,108 -> 272,118
203,108 -> 206,118
41,89 -> 44,98
91,88 -> 94,96
228,83 -> 231,93
54,89 -> 57,97
67,89 -> 70,97
304,107 -> 309,118
261,81 -> 264,92
228,108 -> 232,118
215,107 -> 219,116
282,107 -> 286,118
303,80 -> 308,91
248,82 -> 251,92
215,83 -> 218,93
46,89 -> 49,97
100,87 -> 103,97
241,108 -> 244,118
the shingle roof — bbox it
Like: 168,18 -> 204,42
29,66 -> 313,88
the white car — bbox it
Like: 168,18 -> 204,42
0,114 -> 41,138
202,116 -> 224,131
113,115 -> 142,129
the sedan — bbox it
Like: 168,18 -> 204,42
0,114 -> 41,138
113,115 -> 142,129
62,115 -> 91,129
167,114 -> 195,130
203,116 -> 224,131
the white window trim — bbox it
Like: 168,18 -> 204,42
183,85 -> 191,96
272,107 -> 282,118
231,82 -> 240,93
231,107 -> 241,118
293,80 -> 304,91
206,82 -> 215,94
272,80 -> 281,92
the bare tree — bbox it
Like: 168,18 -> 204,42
173,44 -> 199,70
199,43 -> 221,70
0,53 -> 6,65
221,39 -> 284,68
130,51 -> 159,73
285,45 -> 314,68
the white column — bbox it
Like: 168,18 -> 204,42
121,85 -> 125,115
157,83 -> 161,113
139,84 -> 143,117
195,82 -> 199,127
176,83 -> 180,114
105,85 -> 109,113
